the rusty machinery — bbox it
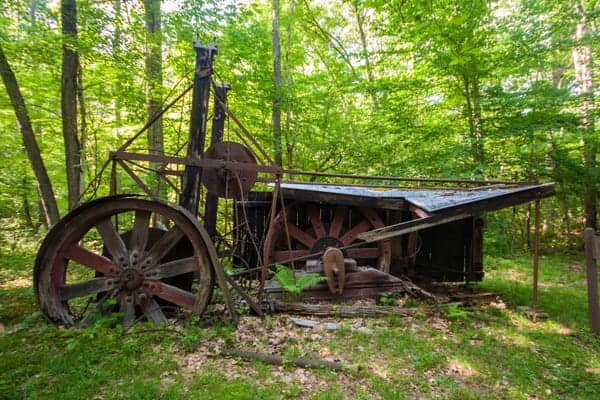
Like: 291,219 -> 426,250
33,44 -> 554,327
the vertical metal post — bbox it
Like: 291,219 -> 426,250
203,83 -> 230,238
532,198 -> 541,310
110,160 -> 117,196
584,228 -> 600,334
179,43 -> 217,216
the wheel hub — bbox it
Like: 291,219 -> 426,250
121,268 -> 144,291
311,236 -> 345,255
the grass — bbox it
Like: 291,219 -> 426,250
1,230 -> 600,399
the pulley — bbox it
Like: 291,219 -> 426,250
201,141 -> 257,198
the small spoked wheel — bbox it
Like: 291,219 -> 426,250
264,202 -> 391,272
34,197 -> 215,328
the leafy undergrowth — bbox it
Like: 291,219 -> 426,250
1,246 -> 600,399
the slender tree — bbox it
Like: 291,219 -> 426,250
0,43 -> 60,226
284,0 -> 295,170
61,0 -> 81,211
272,0 -> 283,166
573,2 -> 597,229
113,0 -> 123,138
351,1 -> 378,108
144,0 -> 165,194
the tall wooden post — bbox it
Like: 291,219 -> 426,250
179,43 -> 217,215
203,83 -> 230,237
584,228 -> 600,334
532,199 -> 540,310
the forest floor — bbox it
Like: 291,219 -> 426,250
1,230 -> 600,399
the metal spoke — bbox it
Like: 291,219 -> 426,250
287,224 -> 316,249
129,210 -> 151,254
146,226 -> 184,263
60,277 -> 112,300
329,206 -> 347,238
340,220 -> 372,246
149,281 -> 196,310
63,244 -> 116,275
121,294 -> 136,328
149,257 -> 198,279
95,218 -> 128,265
141,298 -> 168,325
359,207 -> 386,228
308,204 -> 327,238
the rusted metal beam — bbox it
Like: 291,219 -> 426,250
116,159 -> 157,199
111,151 -> 282,175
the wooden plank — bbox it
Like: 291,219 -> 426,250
357,212 -> 471,242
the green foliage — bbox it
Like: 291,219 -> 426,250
0,0 -> 597,248
273,264 -> 326,295
445,303 -> 471,321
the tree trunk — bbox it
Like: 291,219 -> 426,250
462,73 -> 484,176
352,3 -> 378,108
573,11 -> 596,230
29,0 -> 37,22
0,44 -> 60,226
284,0 -> 295,171
21,191 -> 37,231
272,0 -> 283,167
144,0 -> 165,197
61,0 -> 81,211
113,0 -> 123,138
77,62 -> 88,191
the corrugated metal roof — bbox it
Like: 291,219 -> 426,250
279,182 -> 553,213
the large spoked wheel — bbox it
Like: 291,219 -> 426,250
34,197 -> 215,328
264,202 -> 391,272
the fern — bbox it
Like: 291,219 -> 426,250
274,264 -> 326,295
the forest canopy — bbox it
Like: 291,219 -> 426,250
0,0 -> 598,248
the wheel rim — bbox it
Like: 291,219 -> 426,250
264,202 -> 391,272
34,198 -> 215,327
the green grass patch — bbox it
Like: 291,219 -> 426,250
2,236 -> 600,399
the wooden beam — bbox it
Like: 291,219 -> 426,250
357,212 -> 471,242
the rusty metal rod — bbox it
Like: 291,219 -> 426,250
532,198 -> 541,310
116,160 -> 157,199
117,84 -> 194,153
112,151 -> 546,189
211,79 -> 275,166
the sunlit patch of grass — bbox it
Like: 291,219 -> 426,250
480,252 -> 593,330
2,231 -> 600,399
